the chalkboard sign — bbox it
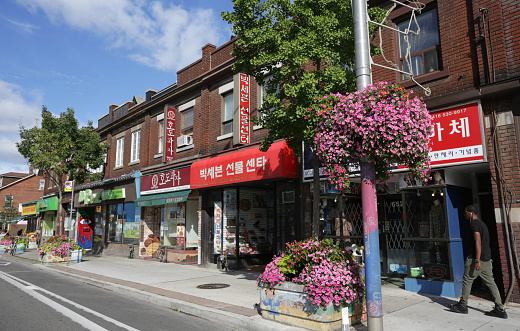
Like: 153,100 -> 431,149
424,264 -> 450,280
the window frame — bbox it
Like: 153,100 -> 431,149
130,129 -> 141,163
115,136 -> 124,168
222,91 -> 234,136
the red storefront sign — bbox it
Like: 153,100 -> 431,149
239,73 -> 250,144
165,106 -> 176,162
429,102 -> 485,166
191,141 -> 297,188
141,167 -> 190,195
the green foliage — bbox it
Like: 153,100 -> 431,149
222,0 -> 384,155
16,106 -> 109,186
0,195 -> 18,225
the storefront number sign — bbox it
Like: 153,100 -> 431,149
214,202 -> 222,254
236,73 -> 250,145
141,167 -> 191,194
191,141 -> 297,188
429,102 -> 484,166
165,106 -> 176,162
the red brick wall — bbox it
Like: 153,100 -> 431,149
0,175 -> 45,217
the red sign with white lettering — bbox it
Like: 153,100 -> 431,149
239,73 -> 250,144
165,106 -> 176,162
429,102 -> 484,166
141,167 -> 191,195
190,141 -> 297,188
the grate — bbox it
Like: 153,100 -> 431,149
196,283 -> 230,289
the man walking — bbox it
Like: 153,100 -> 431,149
449,205 -> 507,318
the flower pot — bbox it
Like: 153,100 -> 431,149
70,249 -> 83,263
16,243 -> 25,252
28,241 -> 38,249
259,282 -> 366,331
40,254 -> 69,264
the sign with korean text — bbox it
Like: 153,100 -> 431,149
214,201 -> 222,254
234,73 -> 250,145
190,141 -> 297,188
165,105 -> 176,162
429,102 -> 485,166
141,167 -> 191,195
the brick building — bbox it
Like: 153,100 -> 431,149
368,0 -> 520,304
0,168 -> 46,233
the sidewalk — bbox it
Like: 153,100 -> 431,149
4,249 -> 520,331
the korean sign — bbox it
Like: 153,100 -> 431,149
141,167 -> 191,195
214,202 -> 222,254
234,73 -> 250,145
190,141 -> 297,188
429,102 -> 485,166
165,106 -> 176,162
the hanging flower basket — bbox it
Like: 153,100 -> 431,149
313,82 -> 433,190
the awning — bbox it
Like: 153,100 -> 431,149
6,216 -> 25,224
135,190 -> 191,207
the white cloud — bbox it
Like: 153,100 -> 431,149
0,80 -> 42,175
17,0 -> 231,72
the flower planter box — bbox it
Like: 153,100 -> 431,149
70,249 -> 83,263
259,281 -> 366,331
40,251 -> 83,264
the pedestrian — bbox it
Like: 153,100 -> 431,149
449,205 -> 508,318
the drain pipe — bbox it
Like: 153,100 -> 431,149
490,105 -> 518,305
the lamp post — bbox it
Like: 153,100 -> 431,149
353,0 -> 383,330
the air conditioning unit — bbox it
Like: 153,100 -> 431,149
177,135 -> 193,147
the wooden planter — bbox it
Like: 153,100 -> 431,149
259,282 -> 366,331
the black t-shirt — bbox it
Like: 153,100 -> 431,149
469,218 -> 492,261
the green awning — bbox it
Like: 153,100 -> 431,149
135,190 -> 191,207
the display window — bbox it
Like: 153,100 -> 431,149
107,203 -> 138,244
402,186 -> 451,280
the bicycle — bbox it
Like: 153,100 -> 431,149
9,237 -> 18,256
128,244 -> 134,259
156,245 -> 167,263
218,252 -> 228,271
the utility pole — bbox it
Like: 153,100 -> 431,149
353,0 -> 383,330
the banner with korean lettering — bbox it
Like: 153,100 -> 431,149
429,101 -> 485,166
234,73 -> 250,145
165,106 -> 176,162
141,167 -> 191,195
190,141 -> 297,188
214,202 -> 222,254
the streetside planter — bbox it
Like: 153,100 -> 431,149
259,281 -> 366,331
70,249 -> 83,263
38,235 -> 85,264
40,253 -> 69,264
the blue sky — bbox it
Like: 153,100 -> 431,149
0,0 -> 234,175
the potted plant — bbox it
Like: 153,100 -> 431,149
38,235 -> 85,264
257,238 -> 365,330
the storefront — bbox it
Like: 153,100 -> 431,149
311,101 -> 494,298
74,180 -> 138,255
136,166 -> 197,262
37,197 -> 59,241
191,141 -> 299,270
21,201 -> 38,233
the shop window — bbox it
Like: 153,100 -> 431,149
130,130 -> 140,163
222,92 -> 234,135
398,8 -> 440,79
107,203 -> 138,244
115,137 -> 124,167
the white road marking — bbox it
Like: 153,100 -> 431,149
0,271 -> 140,331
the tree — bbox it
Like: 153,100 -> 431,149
0,195 -> 18,230
17,107 -> 109,236
222,0 -> 383,237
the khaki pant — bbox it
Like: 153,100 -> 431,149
460,258 -> 503,309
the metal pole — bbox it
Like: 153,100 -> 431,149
353,0 -> 383,330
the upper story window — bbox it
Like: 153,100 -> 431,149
5,195 -> 12,202
158,119 -> 164,153
131,129 -> 141,163
398,8 -> 439,79
115,137 -> 124,168
181,108 -> 194,137
38,179 -> 45,190
222,92 -> 234,135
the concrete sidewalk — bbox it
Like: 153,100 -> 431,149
3,249 -> 520,331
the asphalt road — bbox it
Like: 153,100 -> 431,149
0,257 -> 237,331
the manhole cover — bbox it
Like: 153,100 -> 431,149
196,283 -> 230,289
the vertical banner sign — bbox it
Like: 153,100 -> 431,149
234,73 -> 250,145
214,202 -> 222,254
165,106 -> 176,162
